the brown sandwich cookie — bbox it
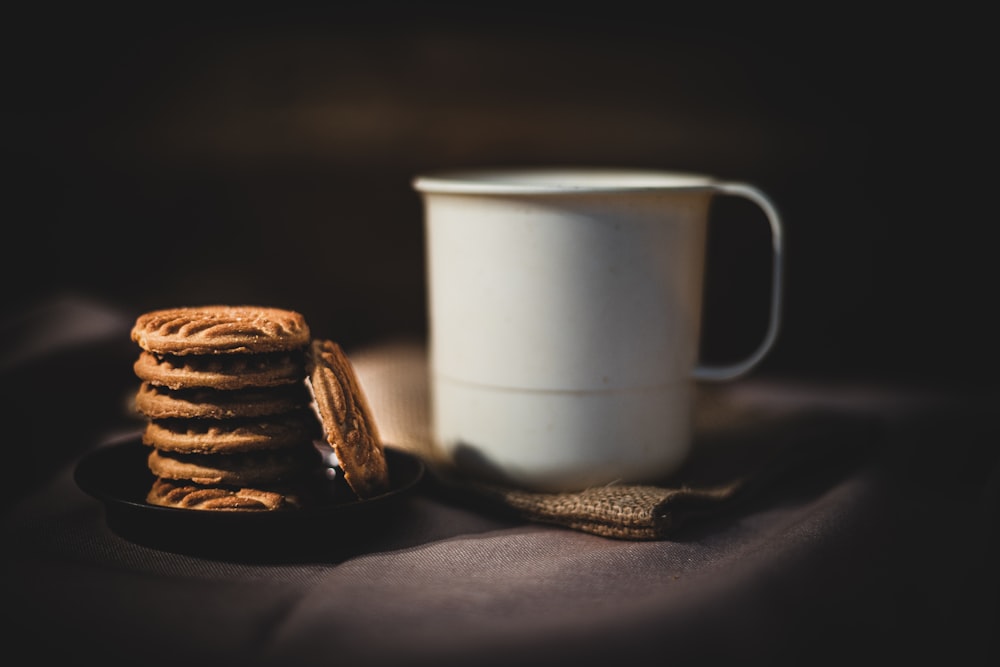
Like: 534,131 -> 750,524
142,413 -> 318,454
147,446 -> 321,487
135,381 -> 310,420
306,339 -> 389,499
134,350 -> 306,390
131,305 -> 310,356
146,477 -> 305,511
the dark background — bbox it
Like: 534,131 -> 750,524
2,5 -> 991,390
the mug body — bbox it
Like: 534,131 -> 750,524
416,169 -> 714,490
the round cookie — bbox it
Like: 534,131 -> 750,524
131,305 -> 311,356
306,339 -> 389,499
135,381 -> 310,420
147,446 -> 321,486
146,477 -> 305,511
134,350 -> 306,390
142,413 -> 318,454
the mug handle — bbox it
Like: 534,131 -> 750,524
692,182 -> 784,382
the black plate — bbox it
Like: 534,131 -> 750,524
74,434 -> 426,561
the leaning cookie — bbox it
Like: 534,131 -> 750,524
142,413 -> 318,454
306,339 -> 390,499
146,477 -> 305,511
135,381 -> 310,420
131,305 -> 311,356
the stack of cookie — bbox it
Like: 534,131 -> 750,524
130,305 -> 326,510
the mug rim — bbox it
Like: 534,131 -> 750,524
413,167 -> 716,194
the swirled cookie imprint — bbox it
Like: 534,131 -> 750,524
135,381 -> 310,420
146,477 -> 304,511
307,339 -> 389,499
131,305 -> 310,355
142,414 -> 318,454
134,351 -> 305,390
147,446 -> 321,486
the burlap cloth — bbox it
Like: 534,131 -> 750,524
352,340 -> 876,540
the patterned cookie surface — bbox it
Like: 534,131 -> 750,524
142,413 -> 317,454
147,446 -> 320,486
131,305 -> 310,355
135,381 -> 310,420
306,339 -> 389,499
146,477 -> 304,511
134,350 -> 305,390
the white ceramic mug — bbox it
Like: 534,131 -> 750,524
413,168 -> 783,491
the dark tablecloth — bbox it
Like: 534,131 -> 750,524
1,297 -> 997,666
